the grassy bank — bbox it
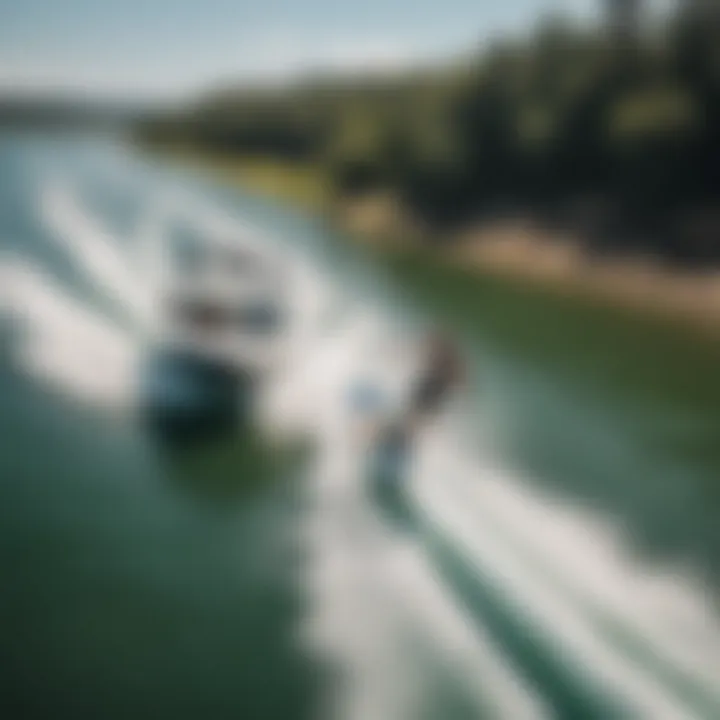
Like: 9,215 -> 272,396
152,146 -> 330,210
206,158 -> 328,210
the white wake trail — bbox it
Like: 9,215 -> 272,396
41,182 -> 154,328
298,308 -> 548,720
413,436 -> 720,719
4,259 -> 137,408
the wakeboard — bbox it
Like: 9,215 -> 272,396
347,378 -> 412,487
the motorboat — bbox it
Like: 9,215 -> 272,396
140,219 -> 291,442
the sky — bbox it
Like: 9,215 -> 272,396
0,0 -> 603,103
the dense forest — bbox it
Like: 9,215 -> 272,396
137,2 -> 719,264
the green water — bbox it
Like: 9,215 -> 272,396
0,360 -> 316,720
3,132 -> 720,719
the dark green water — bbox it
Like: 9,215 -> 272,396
0,359 -> 317,720
0,133 -> 320,720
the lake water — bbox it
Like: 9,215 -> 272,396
2,132 -> 720,720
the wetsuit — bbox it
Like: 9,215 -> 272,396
409,344 -> 463,419
371,339 -> 463,481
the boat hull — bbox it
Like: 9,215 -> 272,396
140,348 -> 254,443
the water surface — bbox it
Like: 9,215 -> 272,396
2,132 -> 720,719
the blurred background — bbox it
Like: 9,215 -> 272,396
2,1 -> 720,719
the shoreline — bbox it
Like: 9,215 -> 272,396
156,150 -> 720,339
325,190 -> 720,340
451,221 -> 720,337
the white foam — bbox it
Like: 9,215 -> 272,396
298,311 -> 547,719
413,436 -> 720,718
4,258 -> 137,408
41,181 -> 154,328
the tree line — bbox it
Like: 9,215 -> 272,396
137,5 -> 719,264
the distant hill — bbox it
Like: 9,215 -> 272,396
0,93 -> 155,128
